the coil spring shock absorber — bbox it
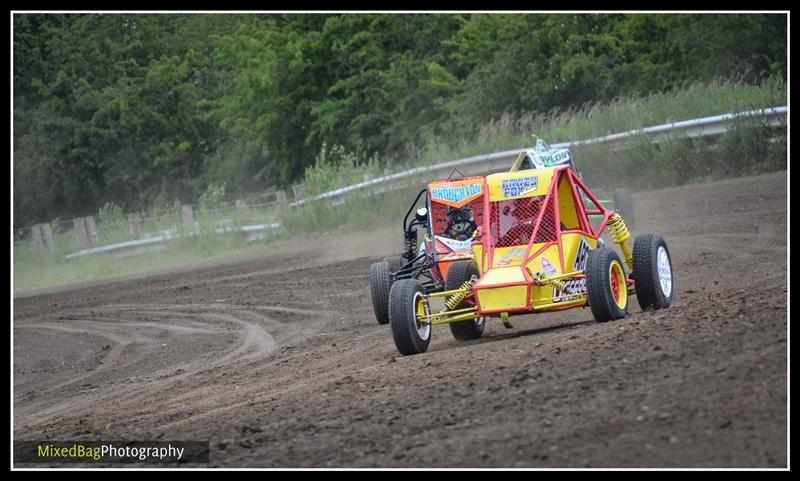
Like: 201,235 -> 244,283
445,281 -> 473,310
548,277 -> 579,300
403,228 -> 417,261
607,213 -> 633,271
550,278 -> 570,293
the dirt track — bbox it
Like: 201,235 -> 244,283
13,171 -> 788,468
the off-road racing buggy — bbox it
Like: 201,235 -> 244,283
369,176 -> 487,333
512,138 -> 636,228
387,164 -> 673,355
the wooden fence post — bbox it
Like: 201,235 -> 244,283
235,199 -> 250,214
73,217 -> 91,249
31,224 -> 44,251
275,190 -> 287,220
292,184 -> 306,202
182,204 -> 194,234
39,223 -> 53,254
128,214 -> 142,240
84,216 -> 98,246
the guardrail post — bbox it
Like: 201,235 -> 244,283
84,216 -> 98,246
339,175 -> 349,187
275,190 -> 287,219
73,217 -> 91,249
182,204 -> 194,234
128,213 -> 142,240
292,184 -> 306,202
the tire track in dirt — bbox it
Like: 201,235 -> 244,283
14,300 -> 333,431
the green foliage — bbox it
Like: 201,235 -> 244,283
302,143 -> 382,196
198,182 -> 228,211
14,13 -> 787,229
96,201 -> 125,226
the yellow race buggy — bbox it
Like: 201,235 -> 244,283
387,164 -> 674,355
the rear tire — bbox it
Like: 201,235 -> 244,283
633,233 -> 673,310
389,279 -> 431,355
369,261 -> 393,324
586,247 -> 628,322
383,256 -> 405,273
445,260 -> 485,341
613,189 -> 636,230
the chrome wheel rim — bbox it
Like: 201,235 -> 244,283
657,246 -> 672,298
414,291 -> 431,341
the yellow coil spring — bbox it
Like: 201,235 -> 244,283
607,213 -> 631,243
445,281 -> 472,310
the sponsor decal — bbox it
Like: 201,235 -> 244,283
430,184 -> 482,204
539,149 -> 571,166
495,246 -> 526,266
553,237 -> 593,302
435,236 -> 473,253
502,176 -> 538,197
540,257 -> 557,276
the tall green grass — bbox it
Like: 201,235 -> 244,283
291,77 -> 786,232
409,76 -> 787,166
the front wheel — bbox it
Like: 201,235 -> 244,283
586,247 -> 629,322
388,279 -> 431,355
632,233 -> 673,310
445,260 -> 485,341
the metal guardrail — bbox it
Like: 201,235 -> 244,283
55,105 -> 786,260
64,223 -> 281,260
290,106 -> 787,207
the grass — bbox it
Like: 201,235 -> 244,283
13,77 -> 787,294
13,204 -> 281,294
12,230 -> 284,294
290,76 -> 786,232
408,76 -> 787,167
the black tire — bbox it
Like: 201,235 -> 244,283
633,233 -> 674,310
388,279 -> 431,355
613,188 -> 636,230
369,261 -> 393,324
382,256 -> 405,274
444,260 -> 485,341
586,247 -> 629,322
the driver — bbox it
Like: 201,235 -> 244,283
444,205 -> 477,241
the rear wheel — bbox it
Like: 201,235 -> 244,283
369,261 -> 393,324
633,233 -> 673,310
586,247 -> 628,322
389,279 -> 431,355
613,189 -> 636,230
445,260 -> 485,341
383,256 -> 405,273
